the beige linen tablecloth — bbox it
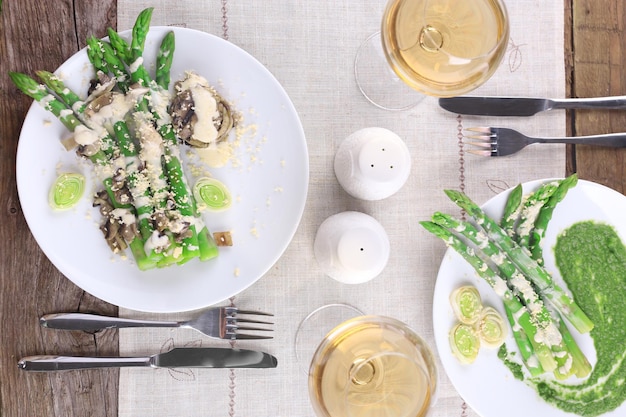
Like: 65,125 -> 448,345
117,1 -> 566,416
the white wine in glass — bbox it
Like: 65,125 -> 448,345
308,316 -> 437,417
355,0 -> 509,109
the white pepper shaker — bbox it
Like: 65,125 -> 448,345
313,211 -> 390,284
334,127 -> 411,200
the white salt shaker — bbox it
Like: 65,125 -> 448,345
314,211 -> 390,284
334,127 -> 411,201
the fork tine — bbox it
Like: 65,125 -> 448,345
464,135 -> 491,141
230,317 -> 274,325
234,309 -> 274,316
467,148 -> 496,157
465,141 -> 493,148
224,307 -> 274,317
231,333 -> 274,340
229,325 -> 273,332
465,126 -> 494,135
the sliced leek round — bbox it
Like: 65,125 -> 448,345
449,323 -> 481,364
450,285 -> 483,325
48,173 -> 85,210
477,306 -> 508,348
193,177 -> 232,212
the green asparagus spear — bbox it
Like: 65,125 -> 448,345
35,70 -> 86,113
156,31 -> 175,90
86,36 -> 109,75
99,40 -> 131,92
130,7 -> 154,61
107,27 -> 131,64
502,302 -> 544,376
106,26 -> 150,87
128,8 -> 154,86
529,174 -> 578,262
555,311 -> 592,378
515,180 -> 560,249
501,183 -> 523,235
443,188 -> 594,334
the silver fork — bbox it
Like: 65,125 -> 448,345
40,307 -> 274,340
465,127 -> 626,156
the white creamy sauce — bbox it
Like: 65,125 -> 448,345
87,89 -> 147,128
134,116 -> 169,204
144,230 -> 169,253
111,208 -> 136,225
59,109 -> 73,119
148,86 -> 173,124
492,277 -> 509,298
129,57 -> 144,75
533,322 -> 563,347
177,72 -> 219,144
194,141 -> 233,168
73,125 -> 100,145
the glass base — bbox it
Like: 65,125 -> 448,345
354,32 -> 424,111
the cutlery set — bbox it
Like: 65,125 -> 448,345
19,307 -> 276,371
439,95 -> 626,156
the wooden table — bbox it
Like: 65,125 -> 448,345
0,0 -> 624,415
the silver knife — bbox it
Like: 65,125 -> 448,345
439,95 -> 626,116
18,348 -> 278,371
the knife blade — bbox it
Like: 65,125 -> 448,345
439,95 -> 626,116
17,348 -> 278,371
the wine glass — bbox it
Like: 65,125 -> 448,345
300,313 -> 438,417
355,0 -> 510,110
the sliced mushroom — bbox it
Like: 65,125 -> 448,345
93,190 -> 114,217
152,211 -> 169,233
120,221 -> 140,242
114,188 -> 133,206
93,190 -> 139,253
76,143 -> 100,158
170,89 -> 195,143
85,92 -> 114,117
170,219 -> 192,243
103,218 -> 120,241
87,71 -> 116,101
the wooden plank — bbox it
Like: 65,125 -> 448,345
565,0 -> 575,174
0,1 -> 119,416
571,0 -> 626,193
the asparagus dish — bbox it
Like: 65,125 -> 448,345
429,177 -> 626,417
13,9 -> 308,312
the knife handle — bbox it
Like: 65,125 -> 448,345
552,96 -> 626,110
40,313 -> 179,331
18,355 -> 150,371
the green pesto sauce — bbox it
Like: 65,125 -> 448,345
498,344 -> 524,381
530,221 -> 626,416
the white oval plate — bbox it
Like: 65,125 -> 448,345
16,27 -> 308,313
433,179 -> 626,417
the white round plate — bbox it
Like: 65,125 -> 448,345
16,27 -> 308,313
433,179 -> 626,417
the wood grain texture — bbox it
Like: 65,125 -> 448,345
569,0 -> 626,192
0,1 -> 119,416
